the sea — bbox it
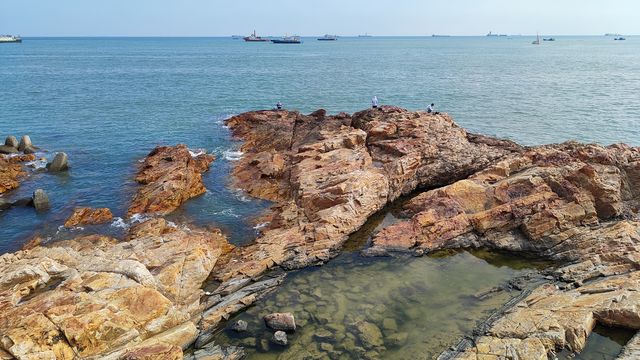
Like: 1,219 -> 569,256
0,36 -> 638,252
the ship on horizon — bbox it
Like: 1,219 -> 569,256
243,30 -> 269,42
0,35 -> 22,43
317,34 -> 338,41
358,33 -> 372,38
486,31 -> 508,37
271,35 -> 302,44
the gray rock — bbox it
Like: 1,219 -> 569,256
0,145 -> 18,154
272,330 -> 288,346
264,312 -> 296,331
12,197 -> 33,207
17,135 -> 32,152
48,152 -> 69,172
32,189 -> 50,212
5,136 -> 18,148
23,145 -> 37,155
230,319 -> 248,332
0,198 -> 12,210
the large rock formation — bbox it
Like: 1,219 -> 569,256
216,107 -> 521,281
128,145 -> 215,216
0,154 -> 35,194
0,221 -> 230,359
361,142 -> 640,358
64,207 -> 114,228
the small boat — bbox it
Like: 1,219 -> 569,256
243,30 -> 269,42
317,34 -> 338,41
543,38 -> 555,41
271,36 -> 302,44
0,35 -> 22,43
532,33 -> 540,45
614,37 -> 626,41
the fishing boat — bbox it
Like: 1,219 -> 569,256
543,37 -> 555,41
271,36 -> 302,44
0,35 -> 22,43
243,30 -> 269,42
532,33 -> 540,45
317,34 -> 338,41
614,37 -> 626,41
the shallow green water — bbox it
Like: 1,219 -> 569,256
214,250 -> 550,359
559,324 -> 636,360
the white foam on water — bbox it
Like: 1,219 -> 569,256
25,158 -> 48,170
110,217 -> 129,229
223,150 -> 244,161
212,208 -> 241,218
232,189 -> 252,203
129,213 -> 153,224
253,222 -> 270,231
189,149 -> 207,158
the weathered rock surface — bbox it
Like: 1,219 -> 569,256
17,136 -> 32,152
272,331 -> 288,346
264,312 -> 296,331
47,152 -> 69,172
0,222 -> 231,359
4,136 -> 18,149
32,188 -> 49,212
128,145 -> 215,216
64,207 -> 114,228
216,107 -> 520,281
359,141 -> 640,358
0,157 -> 25,194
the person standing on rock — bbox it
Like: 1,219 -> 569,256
427,103 -> 435,114
372,96 -> 379,109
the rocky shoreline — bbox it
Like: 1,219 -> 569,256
1,107 -> 639,359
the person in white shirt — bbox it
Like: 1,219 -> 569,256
371,96 -> 379,109
427,103 -> 435,114
276,101 -> 283,110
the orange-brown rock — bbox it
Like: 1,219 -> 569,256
128,145 -> 215,216
63,207 -> 114,228
0,222 -> 231,359
0,155 -> 28,194
216,107 -> 521,282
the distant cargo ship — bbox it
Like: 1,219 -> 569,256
317,34 -> 338,41
0,35 -> 21,43
358,33 -> 372,37
271,36 -> 302,44
605,33 -> 622,37
486,31 -> 507,37
243,30 -> 269,42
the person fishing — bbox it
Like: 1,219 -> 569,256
276,101 -> 283,110
371,96 -> 379,109
427,103 -> 435,114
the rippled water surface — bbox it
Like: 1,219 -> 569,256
1,36 -> 640,251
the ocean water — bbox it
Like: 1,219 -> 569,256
1,36 -> 640,253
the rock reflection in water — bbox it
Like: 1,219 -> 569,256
214,251 -> 549,359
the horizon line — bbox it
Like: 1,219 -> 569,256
12,34 -> 636,38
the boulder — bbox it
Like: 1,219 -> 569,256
263,313 -> 296,331
272,331 -> 288,346
5,135 -> 18,148
17,135 -> 32,152
64,207 -> 113,228
22,145 -> 37,154
0,197 -> 11,210
32,189 -> 49,212
230,319 -> 248,332
127,145 -> 215,216
47,152 -> 69,172
0,145 -> 18,154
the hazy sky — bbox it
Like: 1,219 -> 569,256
2,0 -> 638,36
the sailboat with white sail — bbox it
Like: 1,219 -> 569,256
532,33 -> 540,45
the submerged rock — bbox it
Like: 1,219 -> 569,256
128,145 -> 214,216
63,207 -> 113,228
47,152 -> 69,172
264,312 -> 296,331
272,330 -> 288,346
353,321 -> 384,349
230,319 -> 248,332
31,188 -> 49,212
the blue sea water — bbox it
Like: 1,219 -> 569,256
1,36 -> 639,254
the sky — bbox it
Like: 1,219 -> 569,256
1,0 -> 638,37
